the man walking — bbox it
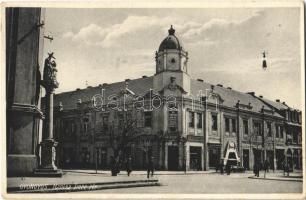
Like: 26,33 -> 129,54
263,160 -> 269,178
126,157 -> 132,176
147,156 -> 154,179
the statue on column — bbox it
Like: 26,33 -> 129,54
35,52 -> 62,176
43,52 -> 59,90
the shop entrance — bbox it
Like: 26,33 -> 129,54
168,146 -> 179,170
208,145 -> 220,168
276,149 -> 285,170
190,146 -> 202,170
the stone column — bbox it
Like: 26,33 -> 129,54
35,53 -> 62,176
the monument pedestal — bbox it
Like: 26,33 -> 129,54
34,139 -> 62,177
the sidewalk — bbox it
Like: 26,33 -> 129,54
62,169 -> 217,175
248,171 -> 303,182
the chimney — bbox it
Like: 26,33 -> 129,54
197,79 -> 203,82
259,95 -> 263,98
217,84 -> 223,87
282,101 -> 286,105
102,83 -> 108,87
276,99 -> 280,103
125,78 -> 131,82
247,92 -> 255,96
142,75 -> 148,78
227,87 -> 232,90
76,88 -> 80,91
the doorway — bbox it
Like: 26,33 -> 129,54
190,146 -> 202,170
168,146 -> 179,170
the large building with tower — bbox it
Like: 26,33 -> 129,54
52,26 -> 302,171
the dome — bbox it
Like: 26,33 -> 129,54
158,25 -> 184,52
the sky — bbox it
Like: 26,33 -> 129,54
43,7 -> 302,109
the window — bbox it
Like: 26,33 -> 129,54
267,122 -> 272,137
144,111 -> 152,127
232,118 -> 237,133
254,122 -> 262,136
197,113 -> 202,129
225,117 -> 230,132
279,126 -> 284,138
83,117 -> 89,135
276,125 -> 280,138
211,114 -> 218,131
102,115 -> 108,131
243,120 -> 248,135
189,111 -> 194,128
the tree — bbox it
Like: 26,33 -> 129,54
108,108 -> 139,175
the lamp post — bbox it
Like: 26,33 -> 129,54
95,147 -> 99,174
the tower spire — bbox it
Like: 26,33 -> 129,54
168,25 -> 175,35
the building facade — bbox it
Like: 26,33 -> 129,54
52,26 -> 302,171
6,8 -> 45,176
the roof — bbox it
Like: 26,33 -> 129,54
189,79 -> 283,117
257,97 -> 289,111
52,76 -> 283,118
158,26 -> 184,52
53,77 -> 153,110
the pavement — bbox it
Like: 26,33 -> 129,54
6,169 -> 303,193
248,171 -> 303,182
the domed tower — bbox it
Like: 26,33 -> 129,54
153,25 -> 190,94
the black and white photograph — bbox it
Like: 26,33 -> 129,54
1,1 -> 305,199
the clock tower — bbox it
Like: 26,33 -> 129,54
153,25 -> 190,94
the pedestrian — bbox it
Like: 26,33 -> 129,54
220,160 -> 224,175
226,162 -> 231,175
253,162 -> 259,177
282,160 -> 286,176
126,157 -> 132,176
263,160 -> 269,178
286,163 -> 290,177
147,156 -> 154,179
110,156 -> 117,176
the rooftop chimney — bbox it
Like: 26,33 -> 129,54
276,99 -> 280,102
217,84 -> 223,87
197,79 -> 203,82
76,88 -> 80,91
227,87 -> 232,90
259,95 -> 263,98
142,75 -> 148,78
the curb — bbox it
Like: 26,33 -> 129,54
8,179 -> 160,193
248,176 -> 302,182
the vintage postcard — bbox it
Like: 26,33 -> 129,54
1,0 -> 305,199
